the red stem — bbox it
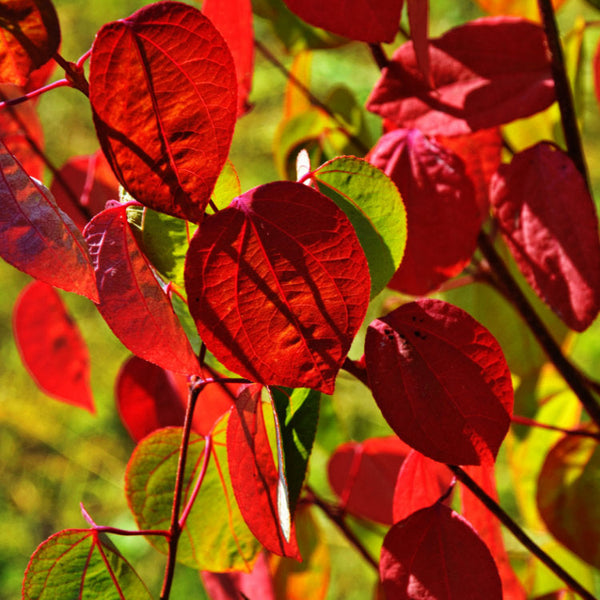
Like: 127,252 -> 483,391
512,415 -> 600,440
178,435 -> 212,529
93,527 -> 170,538
0,79 -> 70,110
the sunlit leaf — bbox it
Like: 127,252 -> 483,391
474,0 -> 565,20
13,281 -> 94,413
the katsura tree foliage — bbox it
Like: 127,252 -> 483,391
3,0 -> 600,598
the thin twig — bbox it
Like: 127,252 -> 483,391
369,43 -> 389,70
512,415 -> 600,441
448,465 -> 596,600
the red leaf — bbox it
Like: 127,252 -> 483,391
201,552 -> 276,600
392,450 -> 453,522
368,128 -> 480,295
435,127 -> 502,220
282,0 -> 404,43
227,384 -> 301,559
380,503 -> 503,600
366,17 -> 554,136
116,356 -> 239,441
13,281 -> 94,413
184,181 -> 370,394
50,151 -> 119,231
364,299 -> 513,465
407,0 -> 430,87
84,204 -> 200,376
460,462 -> 527,599
202,0 -> 254,116
0,0 -> 60,87
89,1 -> 237,223
0,83 -> 45,180
327,436 -> 411,525
490,142 -> 600,332
0,140 -> 98,302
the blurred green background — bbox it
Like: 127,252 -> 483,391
2,0 -> 600,598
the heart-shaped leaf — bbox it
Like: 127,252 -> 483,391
22,529 -> 152,600
0,140 -> 98,301
13,281 -> 94,413
184,181 -> 370,394
89,1 -> 237,223
380,503 -> 503,599
84,204 -> 200,376
365,299 -> 514,465
367,17 -> 554,135
490,142 -> 600,332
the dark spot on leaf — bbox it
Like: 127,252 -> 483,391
53,335 -> 68,351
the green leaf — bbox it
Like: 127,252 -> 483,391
22,529 -> 153,600
212,160 -> 242,211
311,156 -> 407,298
271,387 -> 320,515
125,425 -> 260,572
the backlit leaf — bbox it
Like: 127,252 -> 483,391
474,0 -> 565,19
203,0 -> 254,116
366,17 -> 554,136
84,204 -> 200,376
380,503 -> 502,599
50,150 -> 119,231
0,140 -> 98,301
184,181 -> 370,394
491,142 -> 600,332
228,384 -> 300,558
13,281 -> 94,413
22,529 -> 152,600
0,0 -> 60,87
125,424 -> 261,571
537,432 -> 600,568
89,1 -> 237,223
310,156 -> 407,298
365,299 -> 513,465
368,128 -> 479,295
328,436 -> 411,524
282,0 -> 404,43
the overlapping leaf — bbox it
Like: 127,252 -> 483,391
0,140 -> 98,301
184,181 -> 370,394
228,384 -> 300,558
380,503 -> 503,599
367,17 -> 555,136
491,142 -> 600,332
327,436 -> 411,524
368,128 -> 480,295
89,1 -> 237,223
13,281 -> 94,413
475,0 -> 565,19
125,424 -> 261,571
0,0 -> 60,87
84,204 -> 200,375
365,299 -> 514,465
282,0 -> 403,43
310,156 -> 406,298
22,529 -> 152,600
537,432 -> 600,568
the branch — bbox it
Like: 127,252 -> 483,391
448,465 -> 596,600
512,415 -> 600,440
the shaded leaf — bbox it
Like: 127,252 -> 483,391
125,424 -> 261,571
184,181 -> 370,394
89,1 -> 237,223
282,0 -> 403,43
84,204 -> 200,376
13,281 -> 94,413
310,156 -> 406,298
368,128 -> 479,295
392,449 -> 453,522
380,503 -> 502,599
328,436 -> 411,524
50,150 -> 119,231
228,384 -> 300,558
491,142 -> 600,332
0,0 -> 60,87
537,432 -> 600,568
22,529 -> 152,600
366,17 -> 554,136
407,0 -> 430,86
0,140 -> 98,301
203,0 -> 254,116
365,299 -> 513,465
